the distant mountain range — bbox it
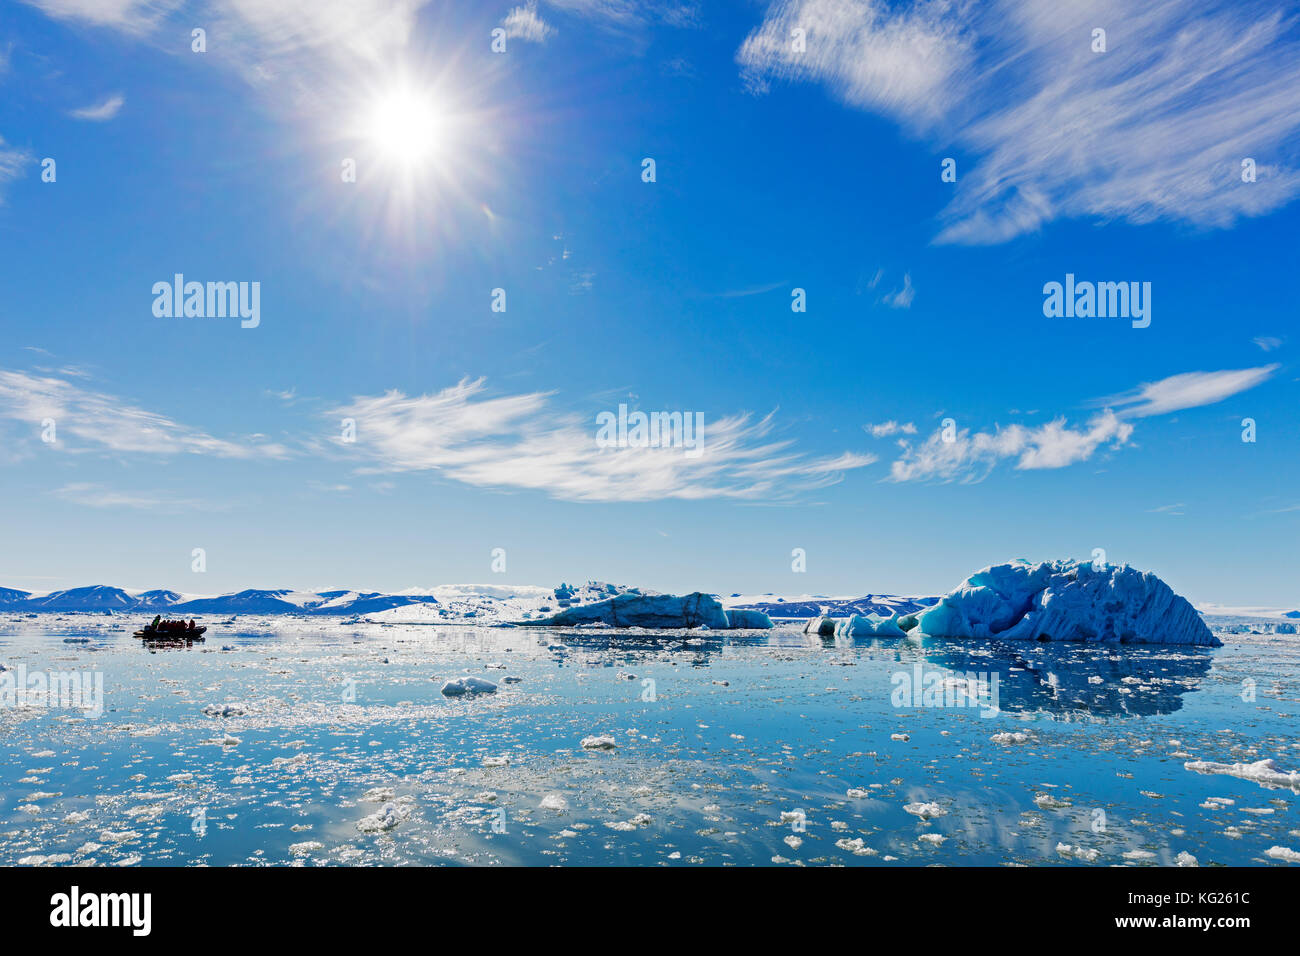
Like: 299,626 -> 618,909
0,581 -> 643,618
0,583 -> 946,620
0,585 -> 442,616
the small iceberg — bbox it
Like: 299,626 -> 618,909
440,676 -> 498,697
531,592 -> 743,630
724,607 -> 775,629
915,559 -> 1219,646
834,613 -> 909,638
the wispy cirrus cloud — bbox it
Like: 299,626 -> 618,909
545,1 -> 699,31
50,482 -> 213,511
738,0 -> 1300,243
24,0 -> 433,89
0,137 -> 33,203
888,365 -> 1276,483
502,3 -> 554,43
0,367 -> 290,459
21,0 -> 181,33
882,272 -> 915,309
1097,364 -> 1279,418
329,377 -> 874,502
864,420 -> 916,438
69,92 -> 124,121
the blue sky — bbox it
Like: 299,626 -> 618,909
0,0 -> 1296,605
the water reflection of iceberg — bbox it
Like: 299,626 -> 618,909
916,637 -> 1214,718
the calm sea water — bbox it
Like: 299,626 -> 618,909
1,619 -> 1297,866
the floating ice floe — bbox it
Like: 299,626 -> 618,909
539,793 -> 568,811
1122,849 -> 1157,861
1265,846 -> 1300,863
1056,843 -> 1101,862
604,813 -> 652,832
580,735 -> 617,750
915,559 -> 1220,646
1175,851 -> 1198,867
440,676 -> 498,697
1184,758 -> 1300,791
356,801 -> 408,833
201,703 -> 245,718
991,732 -> 1031,744
904,802 -> 947,820
835,838 -> 877,856
1034,793 -> 1072,809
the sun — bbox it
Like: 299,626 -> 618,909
367,85 -> 446,167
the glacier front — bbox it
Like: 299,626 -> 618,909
915,559 -> 1219,647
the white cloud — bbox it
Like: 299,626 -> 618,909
502,3 -> 554,43
889,409 -> 1133,483
1099,365 -> 1279,418
738,0 -> 969,125
1253,336 -> 1283,352
882,272 -> 914,309
69,93 -> 124,121
213,0 -> 428,69
0,368 -> 290,459
0,137 -> 32,202
738,0 -> 1300,243
25,0 -> 432,89
51,482 -> 210,511
864,420 -> 916,438
329,377 -> 874,502
546,1 -> 699,30
888,364 -> 1277,483
21,0 -> 180,33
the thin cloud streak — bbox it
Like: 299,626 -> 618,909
330,377 -> 874,502
1099,365 -> 1279,418
0,368 -> 291,459
50,482 -> 213,511
69,93 -> 124,120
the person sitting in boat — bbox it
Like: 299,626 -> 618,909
150,614 -> 161,631
187,619 -> 195,632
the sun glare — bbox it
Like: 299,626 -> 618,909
368,86 -> 445,166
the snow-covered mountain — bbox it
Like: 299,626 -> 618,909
0,581 -> 949,623
0,580 -> 646,619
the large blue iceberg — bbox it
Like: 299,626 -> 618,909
915,559 -> 1219,647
